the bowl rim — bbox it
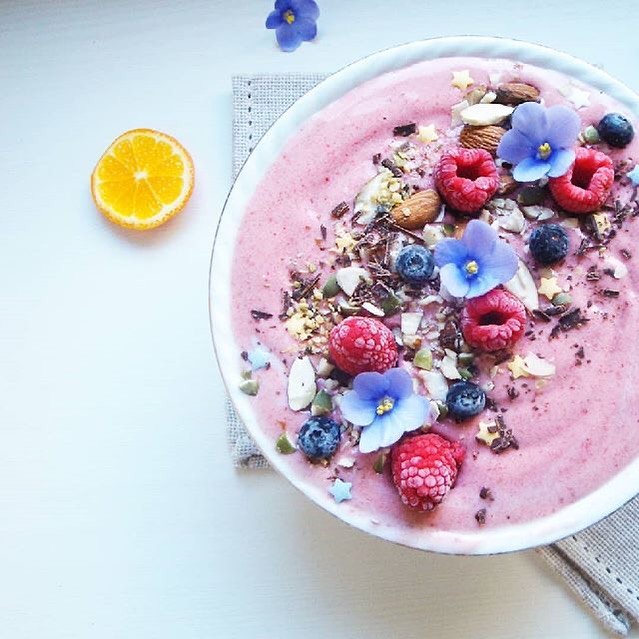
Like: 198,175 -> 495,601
209,35 -> 639,555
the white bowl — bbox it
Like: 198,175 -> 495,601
210,36 -> 639,554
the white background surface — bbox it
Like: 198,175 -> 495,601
1,1 -> 637,637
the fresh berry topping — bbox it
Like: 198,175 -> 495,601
446,381 -> 486,421
434,148 -> 500,213
297,416 -> 341,462
391,433 -> 465,511
328,317 -> 398,376
597,112 -> 634,148
460,288 -> 526,352
548,148 -> 614,214
394,244 -> 435,286
528,223 -> 569,265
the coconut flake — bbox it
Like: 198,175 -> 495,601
353,171 -> 390,225
504,259 -> 539,311
287,356 -> 316,411
522,352 -> 556,377
460,103 -> 514,126
419,370 -> 449,401
336,266 -> 370,296
401,312 -> 423,335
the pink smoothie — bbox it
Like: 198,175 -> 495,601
229,57 -> 639,536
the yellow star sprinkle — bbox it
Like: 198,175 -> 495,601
538,277 -> 563,300
476,420 -> 500,446
417,124 -> 439,144
507,355 -> 530,379
452,70 -> 474,91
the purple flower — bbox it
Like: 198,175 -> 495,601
339,368 -> 432,454
265,0 -> 319,52
434,220 -> 518,299
497,102 -> 580,182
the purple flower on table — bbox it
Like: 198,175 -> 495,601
434,220 -> 518,299
339,368 -> 432,454
265,0 -> 319,52
497,102 -> 581,182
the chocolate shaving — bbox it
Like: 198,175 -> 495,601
279,291 -> 291,320
320,224 -> 327,240
475,509 -> 487,525
602,288 -> 620,298
479,487 -> 494,501
507,386 -> 519,400
386,220 -> 425,244
622,248 -> 632,260
393,122 -> 417,137
240,351 -> 248,361
489,414 -> 519,454
380,158 -> 403,178
292,273 -> 321,301
532,309 -> 551,322
550,307 -> 588,339
372,153 -> 381,165
439,320 -> 462,352
331,201 -> 350,219
251,309 -> 273,320
586,266 -> 600,281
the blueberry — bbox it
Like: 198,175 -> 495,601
446,381 -> 486,421
528,224 -> 569,265
597,113 -> 634,148
395,244 -> 435,286
297,416 -> 341,461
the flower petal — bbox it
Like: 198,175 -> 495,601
276,24 -> 302,51
547,148 -> 576,178
292,16 -> 317,42
545,105 -> 581,149
265,10 -> 283,29
463,219 -> 497,259
439,263 -> 470,298
383,368 -> 413,400
358,418 -> 385,453
497,129 -> 537,165
274,0 -> 290,10
290,0 -> 320,20
339,391 -> 377,426
480,240 -> 519,283
467,273 -> 502,298
511,102 -> 548,145
359,395 -> 430,452
513,157 -> 551,182
353,371 -> 387,400
434,238 -> 468,268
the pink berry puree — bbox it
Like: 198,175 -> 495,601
228,56 -> 639,538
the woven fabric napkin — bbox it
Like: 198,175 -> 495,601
227,74 -> 639,635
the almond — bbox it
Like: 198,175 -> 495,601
459,125 -> 505,155
495,82 -> 540,105
390,189 -> 441,229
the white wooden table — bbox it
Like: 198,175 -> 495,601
1,1 -> 635,636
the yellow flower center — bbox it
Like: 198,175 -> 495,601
376,397 -> 395,416
537,142 -> 552,160
465,260 -> 479,275
283,9 -> 295,23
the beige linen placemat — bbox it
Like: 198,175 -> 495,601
226,73 -> 639,635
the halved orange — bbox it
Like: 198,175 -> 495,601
91,129 -> 194,230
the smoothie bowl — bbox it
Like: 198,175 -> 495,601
210,37 -> 639,554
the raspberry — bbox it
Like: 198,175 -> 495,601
434,148 -> 500,213
460,288 -> 526,352
548,148 -> 614,214
391,433 -> 465,512
328,316 -> 398,376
